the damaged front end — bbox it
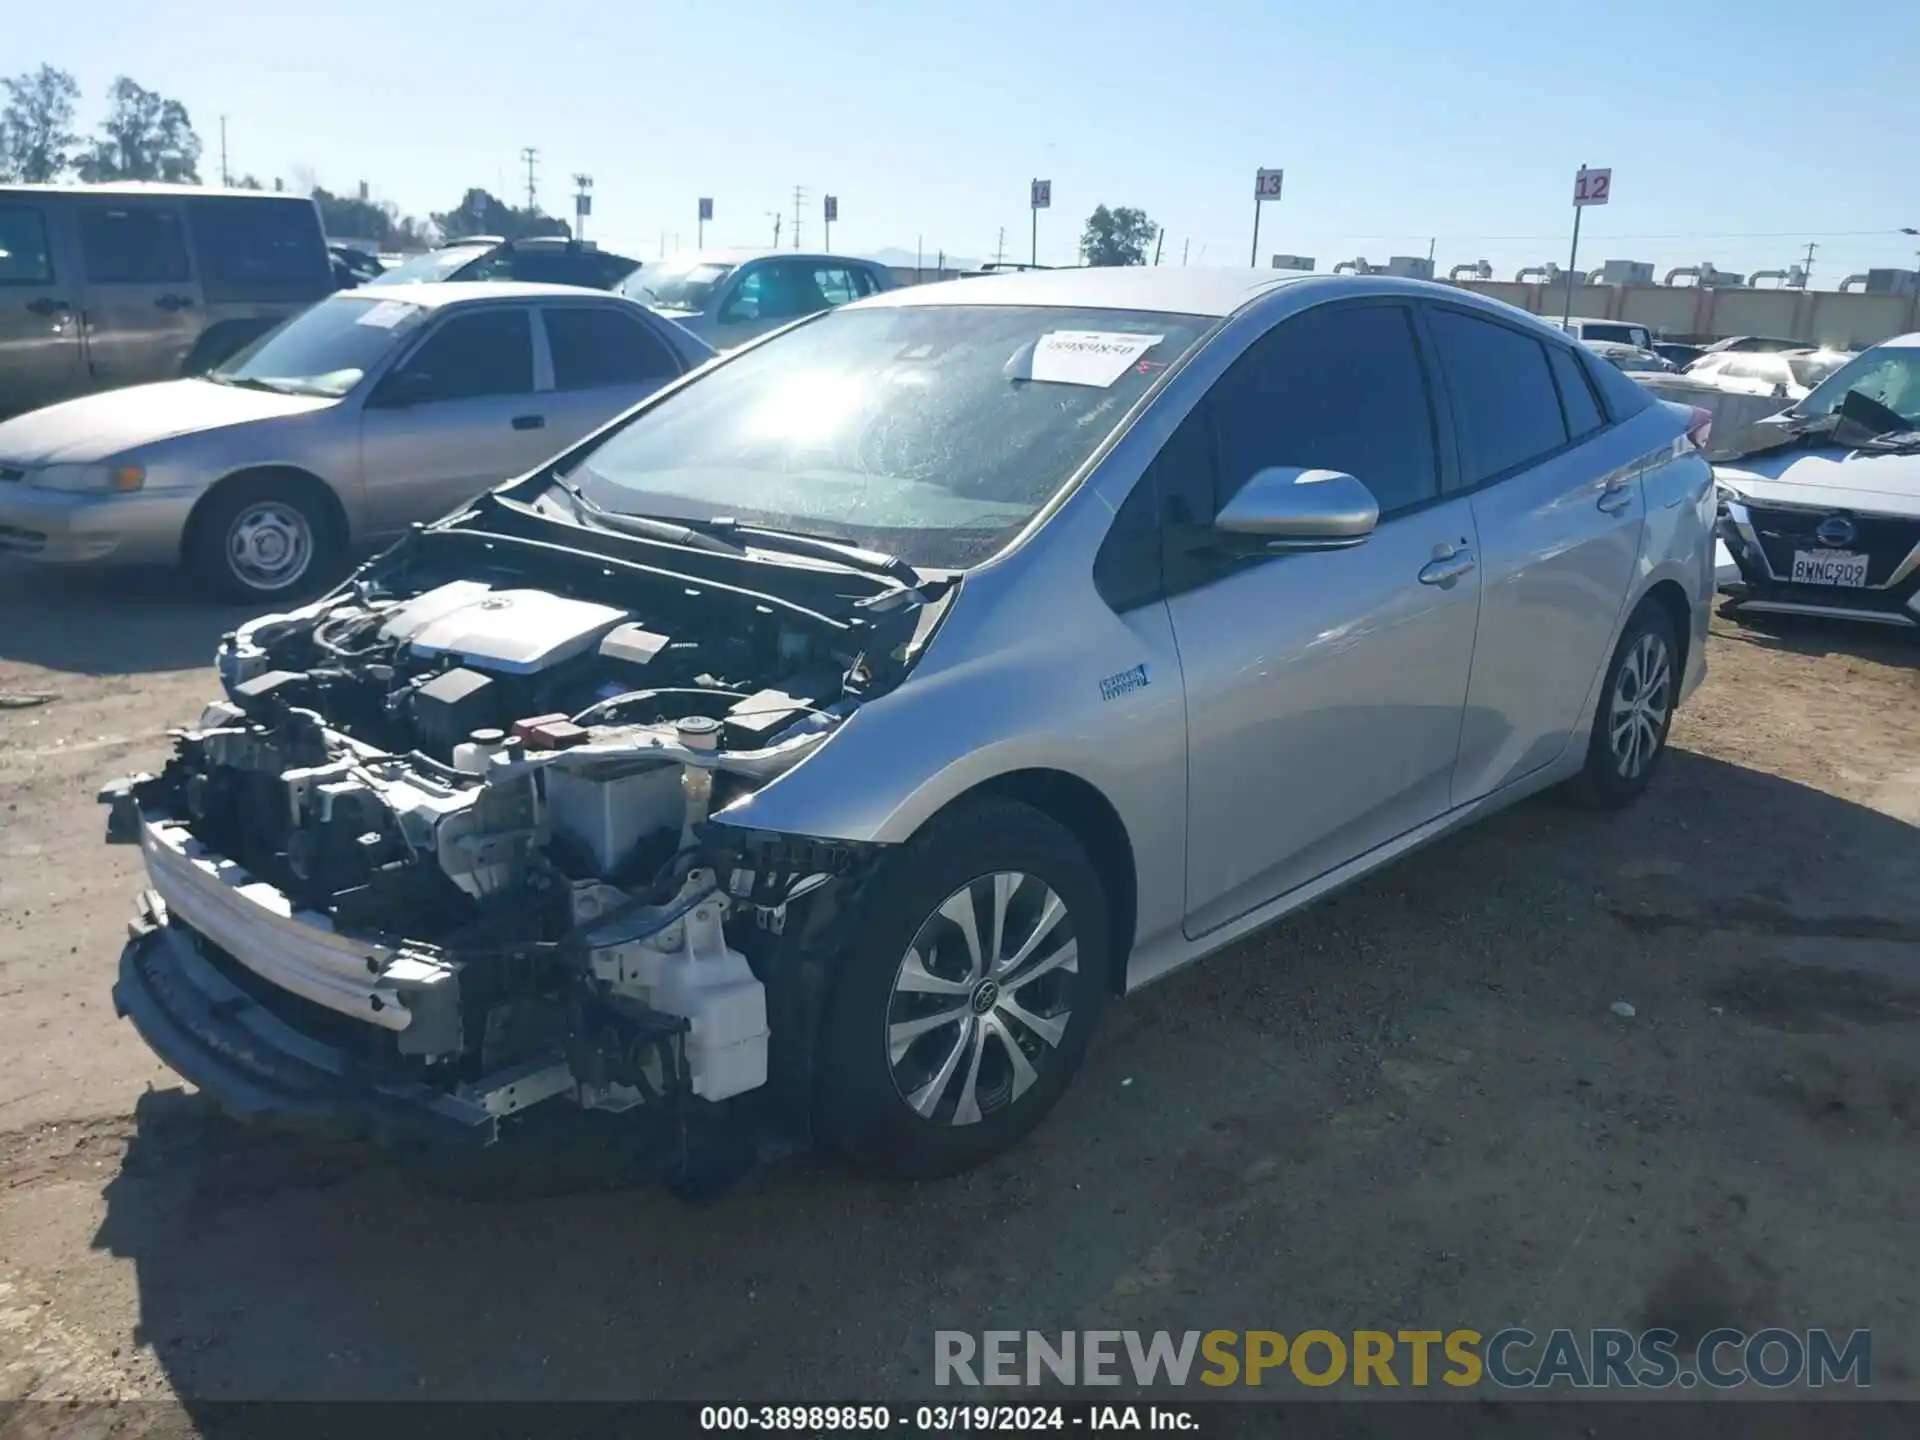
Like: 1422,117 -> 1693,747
106,515 -> 939,1180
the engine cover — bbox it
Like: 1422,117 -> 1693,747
379,581 -> 628,675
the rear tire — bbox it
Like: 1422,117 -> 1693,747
184,474 -> 342,604
816,798 -> 1109,1179
1564,600 -> 1680,810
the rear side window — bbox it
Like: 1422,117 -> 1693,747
1427,308 -> 1568,482
76,203 -> 190,284
812,266 -> 858,306
1576,344 -> 1655,422
185,198 -> 329,300
851,266 -> 884,297
1210,302 -> 1440,517
0,205 -> 55,284
543,306 -> 681,388
1546,345 -> 1604,440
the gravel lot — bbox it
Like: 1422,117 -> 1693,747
1,559 -> 1916,1414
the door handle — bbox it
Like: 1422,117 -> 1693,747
1596,480 -> 1635,515
1418,547 -> 1477,586
511,414 -> 546,431
154,294 -> 194,312
26,297 -> 71,317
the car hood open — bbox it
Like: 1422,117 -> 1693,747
1714,446 -> 1920,518
0,379 -> 334,466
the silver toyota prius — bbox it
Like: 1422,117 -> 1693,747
104,268 -> 1715,1189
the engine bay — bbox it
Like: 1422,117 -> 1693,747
108,519 -> 945,1126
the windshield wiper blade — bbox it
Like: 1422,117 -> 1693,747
707,521 -> 923,587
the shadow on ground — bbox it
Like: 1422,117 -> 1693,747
1715,603 -> 1920,666
88,751 -> 1920,1404
0,562 -> 256,678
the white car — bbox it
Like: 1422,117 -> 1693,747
1682,349 -> 1852,402
618,250 -> 893,351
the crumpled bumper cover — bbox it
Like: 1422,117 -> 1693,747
112,893 -> 501,1147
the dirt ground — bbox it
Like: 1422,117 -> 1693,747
1,558 -> 1917,1416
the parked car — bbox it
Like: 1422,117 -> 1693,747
1652,342 -> 1706,370
1681,348 -> 1851,401
99,269 -> 1713,1185
328,242 -> 385,288
370,236 -> 641,291
1714,331 -> 1920,628
0,183 -> 334,416
1701,335 -> 1806,355
1587,340 -> 1675,373
1539,316 -> 1657,351
0,283 -> 711,598
618,248 -> 893,350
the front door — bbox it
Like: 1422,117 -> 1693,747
70,196 -> 202,391
0,199 -> 85,416
1165,300 -> 1482,938
357,304 -> 553,533
1420,307 -> 1646,802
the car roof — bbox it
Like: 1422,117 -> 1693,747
1876,332 -> 1920,349
334,281 -> 645,309
856,266 -> 1322,318
638,247 -> 883,269
0,181 -> 313,202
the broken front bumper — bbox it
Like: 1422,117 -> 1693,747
112,892 -> 538,1146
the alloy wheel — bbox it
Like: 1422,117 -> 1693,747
1609,631 -> 1672,780
885,871 -> 1078,1126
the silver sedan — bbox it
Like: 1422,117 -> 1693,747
0,282 -> 712,599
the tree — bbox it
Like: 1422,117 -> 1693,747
310,186 -> 434,250
0,65 -> 82,182
76,76 -> 201,183
430,187 -> 570,244
1079,205 -> 1158,267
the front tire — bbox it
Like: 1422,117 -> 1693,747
816,798 -> 1110,1179
1565,600 -> 1680,809
184,475 -> 341,603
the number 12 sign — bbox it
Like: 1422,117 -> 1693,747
1573,167 -> 1612,206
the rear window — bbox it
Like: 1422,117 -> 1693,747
1546,345 -> 1605,439
0,204 -> 55,284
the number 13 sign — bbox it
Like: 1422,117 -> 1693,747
1255,168 -> 1285,201
1573,167 -> 1612,206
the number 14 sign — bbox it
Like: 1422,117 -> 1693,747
1573,167 -> 1612,206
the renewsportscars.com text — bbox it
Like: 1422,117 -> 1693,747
934,1328 -> 1871,1390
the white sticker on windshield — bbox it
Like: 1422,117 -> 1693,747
355,300 -> 419,329
1025,331 -> 1164,388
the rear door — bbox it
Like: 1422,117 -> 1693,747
537,301 -> 686,443
0,196 -> 86,415
357,303 -> 551,531
70,194 -> 202,390
1427,305 -> 1646,803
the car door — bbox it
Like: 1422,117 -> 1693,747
1426,306 -> 1646,804
356,303 -> 552,533
0,197 -> 86,415
1163,299 -> 1483,939
537,301 -> 686,445
70,195 -> 202,390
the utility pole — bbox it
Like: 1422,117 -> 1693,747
521,147 -> 539,213
219,116 -> 229,187
1181,237 -> 1190,266
994,227 -> 1006,266
769,212 -> 782,248
791,186 -> 808,249
1801,241 -> 1817,288
1153,228 -> 1164,266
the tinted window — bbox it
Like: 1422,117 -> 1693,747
544,306 -> 679,388
391,308 -> 533,400
718,267 -> 766,322
76,203 -> 190,284
1577,344 -> 1655,422
186,198 -> 328,298
1210,303 -> 1439,517
0,206 -> 55,284
1428,309 -> 1568,482
851,266 -> 883,297
497,249 -> 617,288
812,266 -> 857,306
1546,345 -> 1604,440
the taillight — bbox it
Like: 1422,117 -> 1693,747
1685,406 -> 1712,452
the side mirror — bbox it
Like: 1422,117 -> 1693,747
1214,467 -> 1378,551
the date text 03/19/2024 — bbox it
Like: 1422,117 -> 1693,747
697,1405 -> 1196,1431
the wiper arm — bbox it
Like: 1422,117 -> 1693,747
544,473 -> 745,556
708,520 -> 924,587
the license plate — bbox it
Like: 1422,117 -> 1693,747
1790,549 -> 1868,587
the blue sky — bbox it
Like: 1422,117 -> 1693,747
16,0 -> 1920,280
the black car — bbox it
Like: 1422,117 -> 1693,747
370,236 -> 641,291
1652,342 -> 1706,370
